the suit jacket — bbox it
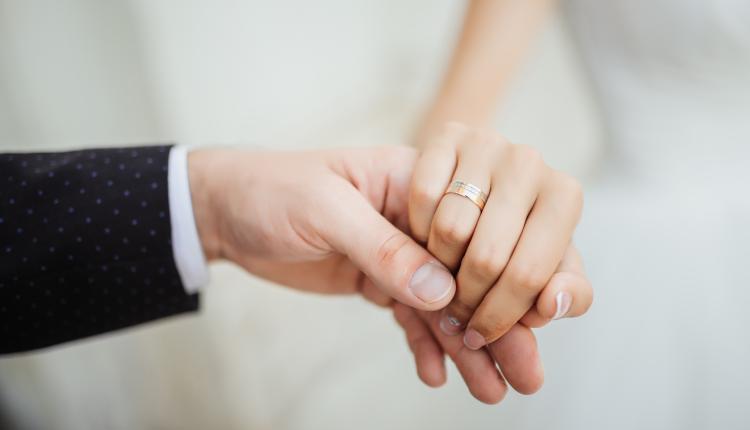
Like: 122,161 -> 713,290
0,145 -> 199,354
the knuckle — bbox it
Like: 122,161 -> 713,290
565,176 -> 585,210
477,130 -> 508,153
465,247 -> 509,281
489,131 -> 511,148
380,146 -> 418,173
456,128 -> 480,150
432,218 -> 473,246
551,172 -> 585,215
507,264 -> 549,294
374,231 -> 410,268
465,125 -> 484,138
514,144 -> 545,170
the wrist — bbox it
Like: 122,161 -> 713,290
187,149 -> 225,262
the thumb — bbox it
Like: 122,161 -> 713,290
323,186 -> 455,311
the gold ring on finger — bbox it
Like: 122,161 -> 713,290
444,180 -> 488,211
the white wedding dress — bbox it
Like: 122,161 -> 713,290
552,1 -> 750,428
1,1 -> 750,429
535,1 -> 750,428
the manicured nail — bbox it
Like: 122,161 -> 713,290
409,262 -> 454,304
463,328 -> 486,350
439,312 -> 463,336
553,291 -> 572,320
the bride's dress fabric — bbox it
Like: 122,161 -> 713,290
1,1 -> 749,429
549,1 -> 750,428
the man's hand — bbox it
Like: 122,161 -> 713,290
186,146 -> 455,310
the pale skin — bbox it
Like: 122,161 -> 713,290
411,122 -> 585,344
399,125 -> 591,403
187,0 -> 588,406
189,146 -> 459,312
394,0 -> 593,403
188,137 -> 591,405
190,145 -> 582,320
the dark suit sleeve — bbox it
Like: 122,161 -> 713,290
0,145 -> 199,354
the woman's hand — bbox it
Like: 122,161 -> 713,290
409,122 -> 591,349
187,146 -> 456,310
393,245 -> 591,404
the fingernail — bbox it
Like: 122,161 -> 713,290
463,328 -> 486,350
439,311 -> 463,336
409,262 -> 454,304
553,291 -> 573,320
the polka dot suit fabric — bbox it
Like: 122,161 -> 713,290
0,145 -> 199,354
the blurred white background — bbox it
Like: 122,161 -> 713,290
0,1 -> 601,429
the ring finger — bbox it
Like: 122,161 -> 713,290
427,141 -> 494,271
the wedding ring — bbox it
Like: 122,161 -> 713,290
445,180 -> 488,211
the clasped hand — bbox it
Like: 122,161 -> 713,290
189,122 -> 592,404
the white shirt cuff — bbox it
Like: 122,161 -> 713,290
168,145 -> 210,293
